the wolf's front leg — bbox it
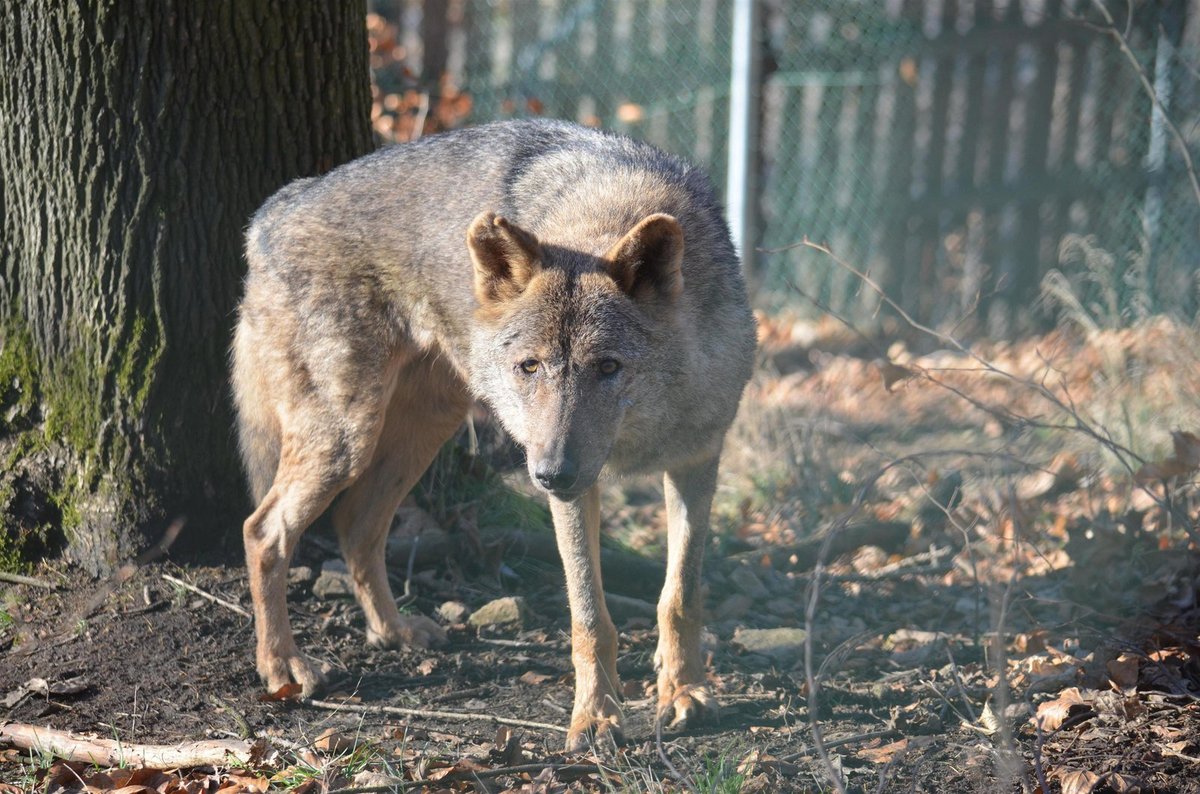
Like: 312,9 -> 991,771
549,487 -> 623,752
655,454 -> 721,729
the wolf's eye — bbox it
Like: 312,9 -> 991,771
518,359 -> 540,375
598,359 -> 621,376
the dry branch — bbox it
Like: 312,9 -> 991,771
161,573 -> 251,618
0,722 -> 254,767
0,571 -> 55,589
305,697 -> 569,733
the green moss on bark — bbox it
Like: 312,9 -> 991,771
0,321 -> 40,427
0,313 -> 157,568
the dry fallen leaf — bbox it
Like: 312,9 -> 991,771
1055,768 -> 1101,794
1171,430 -> 1200,467
1135,431 -> 1200,483
258,682 -> 303,702
856,738 -> 909,764
976,701 -> 1001,735
1134,457 -> 1194,483
314,727 -> 358,754
224,773 -> 270,793
1032,687 -> 1096,731
519,670 -> 553,686
1106,653 -> 1140,691
427,757 -> 492,782
874,359 -> 916,392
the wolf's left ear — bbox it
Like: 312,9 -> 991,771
603,213 -> 684,302
468,212 -> 542,305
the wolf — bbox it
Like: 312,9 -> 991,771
232,119 -> 756,750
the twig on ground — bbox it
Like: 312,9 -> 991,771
305,697 -> 568,733
474,637 -> 546,648
827,544 -> 954,581
0,722 -> 254,767
0,570 -> 55,589
209,694 -> 253,740
161,573 -> 251,618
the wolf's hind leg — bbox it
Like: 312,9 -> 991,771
655,454 -> 721,729
332,354 -> 468,650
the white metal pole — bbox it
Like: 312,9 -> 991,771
726,0 -> 760,277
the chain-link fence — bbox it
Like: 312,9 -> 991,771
368,0 -> 1200,333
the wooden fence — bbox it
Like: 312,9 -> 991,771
368,0 -> 1200,331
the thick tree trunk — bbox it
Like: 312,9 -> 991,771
0,1 -> 374,573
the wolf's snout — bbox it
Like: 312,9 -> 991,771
533,458 -> 578,493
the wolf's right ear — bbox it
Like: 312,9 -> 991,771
467,212 -> 542,305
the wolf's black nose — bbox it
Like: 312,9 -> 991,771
534,460 -> 577,492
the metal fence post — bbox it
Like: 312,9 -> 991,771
726,0 -> 760,279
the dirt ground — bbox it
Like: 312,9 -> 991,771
4,318 -> 1200,792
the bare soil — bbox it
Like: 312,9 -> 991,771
4,320 -> 1200,792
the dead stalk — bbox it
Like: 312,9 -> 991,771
305,697 -> 568,733
161,573 -> 251,618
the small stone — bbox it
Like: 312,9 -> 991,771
732,627 -> 808,660
729,565 -> 770,600
605,593 -> 656,622
713,593 -> 753,621
851,545 -> 889,573
288,566 -> 315,585
313,560 -> 354,599
468,596 -> 530,631
764,597 -> 798,618
437,600 -> 471,624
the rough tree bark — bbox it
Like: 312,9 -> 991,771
0,2 -> 374,573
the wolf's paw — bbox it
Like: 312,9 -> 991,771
565,710 -> 626,754
656,681 -> 718,730
258,647 -> 324,697
367,614 -> 447,649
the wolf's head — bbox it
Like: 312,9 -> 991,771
465,210 -> 684,499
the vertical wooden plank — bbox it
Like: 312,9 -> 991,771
462,0 -> 492,120
810,80 -> 846,305
913,0 -> 958,323
1047,21 -> 1091,287
1007,0 -> 1062,322
712,0 -> 734,195
419,0 -> 450,135
977,0 -> 1021,329
510,0 -> 539,115
1080,18 -> 1122,254
1142,0 -> 1187,297
954,0 -> 990,315
880,0 -> 920,309
663,1 -> 696,159
591,0 -> 617,124
842,77 -> 881,316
